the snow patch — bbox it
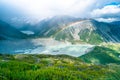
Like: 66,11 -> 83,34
21,30 -> 34,35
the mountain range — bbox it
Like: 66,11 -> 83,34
0,16 -> 120,80
0,15 -> 120,44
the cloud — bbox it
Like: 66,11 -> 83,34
91,4 -> 120,18
95,18 -> 120,22
0,0 -> 97,19
0,0 -> 120,20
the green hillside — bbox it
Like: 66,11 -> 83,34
80,46 -> 120,65
0,54 -> 120,80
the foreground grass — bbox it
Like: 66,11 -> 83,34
0,54 -> 120,80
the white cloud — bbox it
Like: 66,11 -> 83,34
0,0 -> 120,20
91,4 -> 120,18
95,18 -> 120,22
0,0 -> 97,19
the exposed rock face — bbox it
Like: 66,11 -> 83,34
53,19 -> 120,44
92,20 -> 120,42
1,16 -> 120,44
32,16 -> 81,37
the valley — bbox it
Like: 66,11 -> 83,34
1,0 -> 120,79
0,16 -> 120,80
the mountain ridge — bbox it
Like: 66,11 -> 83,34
0,20 -> 28,40
52,19 -> 120,44
1,16 -> 120,44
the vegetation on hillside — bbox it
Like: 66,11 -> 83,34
78,29 -> 103,44
0,54 -> 120,80
80,46 -> 120,64
79,45 -> 120,80
53,29 -> 103,45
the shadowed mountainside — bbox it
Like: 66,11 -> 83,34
0,20 -> 28,40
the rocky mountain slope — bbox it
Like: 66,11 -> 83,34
33,16 -> 81,37
52,19 -> 120,44
1,16 -> 120,44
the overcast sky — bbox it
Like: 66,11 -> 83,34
0,0 -> 120,21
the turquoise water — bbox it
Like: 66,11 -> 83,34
0,39 -> 94,57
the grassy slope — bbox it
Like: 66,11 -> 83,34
80,46 -> 120,65
0,54 -> 119,80
79,45 -> 120,80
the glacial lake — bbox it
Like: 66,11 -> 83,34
0,38 -> 94,57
